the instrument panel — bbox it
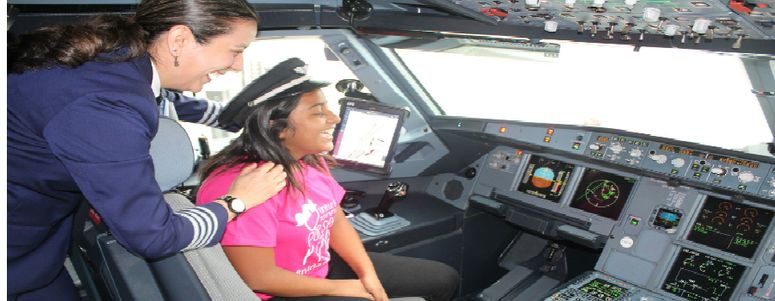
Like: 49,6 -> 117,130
476,122 -> 775,200
478,145 -> 775,300
457,119 -> 775,301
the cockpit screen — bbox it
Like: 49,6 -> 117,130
687,196 -> 773,258
331,98 -> 406,174
569,169 -> 636,220
662,248 -> 745,301
579,278 -> 629,300
516,155 -> 574,202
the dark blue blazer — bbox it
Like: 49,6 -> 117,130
7,54 -> 227,295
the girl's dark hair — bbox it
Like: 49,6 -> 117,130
200,88 -> 329,194
8,0 -> 257,74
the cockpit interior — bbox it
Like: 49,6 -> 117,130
7,0 -> 775,300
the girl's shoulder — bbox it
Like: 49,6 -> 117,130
196,162 -> 252,205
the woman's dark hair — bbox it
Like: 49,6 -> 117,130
200,87 -> 330,194
8,0 -> 257,73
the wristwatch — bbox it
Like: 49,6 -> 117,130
219,195 -> 246,217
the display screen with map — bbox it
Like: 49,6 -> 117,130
569,168 -> 637,220
331,98 -> 406,174
516,155 -> 575,202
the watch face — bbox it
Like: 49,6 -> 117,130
231,198 -> 247,213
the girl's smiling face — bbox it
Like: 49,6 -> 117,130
280,89 -> 341,159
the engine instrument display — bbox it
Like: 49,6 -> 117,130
687,196 -> 773,258
517,155 -> 575,202
569,169 -> 636,220
578,278 -> 629,301
662,248 -> 745,301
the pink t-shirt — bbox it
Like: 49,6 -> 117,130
196,161 -> 345,300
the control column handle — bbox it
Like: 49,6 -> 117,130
372,181 -> 409,219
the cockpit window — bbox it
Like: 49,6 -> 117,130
390,40 -> 772,156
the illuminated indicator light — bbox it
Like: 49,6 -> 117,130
738,184 -> 747,190
547,128 -> 555,135
671,169 -> 679,174
713,179 -> 722,184
629,216 -> 640,226
693,172 -> 702,178
456,122 -> 463,128
572,142 -> 581,150
701,166 -> 710,173
499,127 -> 507,133
517,150 -> 524,156
544,136 -> 552,143
634,141 -> 641,146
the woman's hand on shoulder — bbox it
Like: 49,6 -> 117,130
227,162 -> 287,209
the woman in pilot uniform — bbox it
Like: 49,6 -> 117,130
7,1 -> 287,300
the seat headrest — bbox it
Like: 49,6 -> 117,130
150,117 -> 196,192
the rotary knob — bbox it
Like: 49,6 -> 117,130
650,154 -> 667,164
671,158 -> 685,168
609,143 -> 624,154
710,167 -> 727,176
738,171 -> 755,183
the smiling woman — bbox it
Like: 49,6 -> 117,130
7,1 -> 287,300
147,19 -> 257,92
195,58 -> 459,301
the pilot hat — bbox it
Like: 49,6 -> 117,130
218,57 -> 329,129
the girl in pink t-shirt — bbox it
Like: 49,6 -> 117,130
197,59 -> 459,301
197,79 -> 389,300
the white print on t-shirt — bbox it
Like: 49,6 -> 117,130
294,198 -> 337,268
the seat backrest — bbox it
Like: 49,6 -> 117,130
164,193 -> 258,300
149,117 -> 196,191
150,117 -> 258,300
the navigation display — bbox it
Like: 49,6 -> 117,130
687,196 -> 773,258
331,99 -> 406,174
569,169 -> 636,220
662,248 -> 745,301
516,155 -> 575,202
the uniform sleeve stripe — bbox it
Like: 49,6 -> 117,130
198,101 -> 221,126
178,212 -> 201,251
208,102 -> 223,126
178,206 -> 220,250
182,210 -> 208,248
184,208 -> 217,247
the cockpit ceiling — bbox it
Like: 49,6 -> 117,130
447,0 -> 775,41
7,0 -> 775,53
